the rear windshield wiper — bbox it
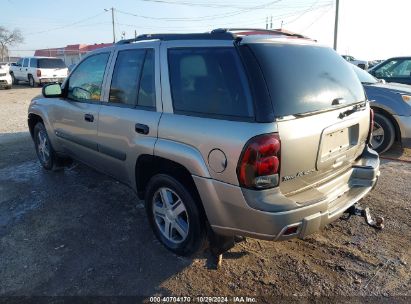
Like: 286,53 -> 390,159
338,103 -> 366,119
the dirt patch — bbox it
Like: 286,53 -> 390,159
0,85 -> 41,134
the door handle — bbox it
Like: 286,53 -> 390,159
135,123 -> 149,135
84,113 -> 94,122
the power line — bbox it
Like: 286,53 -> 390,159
138,0 -> 280,9
138,0 -> 331,9
115,1 -> 283,22
115,2 -> 332,33
300,6 -> 332,33
25,11 -> 108,35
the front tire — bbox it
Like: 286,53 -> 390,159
145,174 -> 207,256
33,122 -> 61,170
11,73 -> 18,85
371,113 -> 395,153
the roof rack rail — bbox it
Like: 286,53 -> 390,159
116,32 -> 234,45
211,28 -> 307,39
115,28 -> 311,45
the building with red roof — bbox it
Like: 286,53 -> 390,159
34,43 -> 112,65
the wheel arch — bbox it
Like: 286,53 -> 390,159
371,106 -> 401,142
135,154 -> 208,221
28,113 -> 44,139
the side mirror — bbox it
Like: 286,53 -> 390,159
42,83 -> 62,98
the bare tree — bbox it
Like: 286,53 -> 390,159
0,26 -> 24,62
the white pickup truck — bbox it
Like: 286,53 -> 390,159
10,57 -> 68,87
342,55 -> 369,70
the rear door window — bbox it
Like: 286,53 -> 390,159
29,58 -> 37,68
168,47 -> 253,119
109,49 -> 156,108
109,49 -> 145,106
247,43 -> 365,117
138,50 -> 156,108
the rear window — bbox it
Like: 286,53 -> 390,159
168,47 -> 253,120
248,43 -> 365,117
37,58 -> 66,69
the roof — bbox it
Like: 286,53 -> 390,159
116,28 -> 314,45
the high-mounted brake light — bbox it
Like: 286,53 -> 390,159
36,69 -> 41,77
237,133 -> 281,189
367,108 -> 374,144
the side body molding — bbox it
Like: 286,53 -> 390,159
154,139 -> 211,178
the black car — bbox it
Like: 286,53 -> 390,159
368,56 -> 411,85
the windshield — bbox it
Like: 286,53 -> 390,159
352,64 -> 378,84
38,58 -> 66,69
247,43 -> 365,117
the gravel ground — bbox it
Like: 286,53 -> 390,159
0,86 -> 410,302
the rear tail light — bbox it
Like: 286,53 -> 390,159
237,133 -> 281,189
36,69 -> 41,77
366,108 -> 374,144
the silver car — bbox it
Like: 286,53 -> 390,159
28,29 -> 380,256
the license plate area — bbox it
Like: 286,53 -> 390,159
317,123 -> 359,170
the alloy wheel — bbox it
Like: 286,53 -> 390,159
371,121 -> 385,150
152,187 -> 189,244
37,130 -> 50,163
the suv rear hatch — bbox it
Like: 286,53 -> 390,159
37,58 -> 67,78
243,40 -> 370,196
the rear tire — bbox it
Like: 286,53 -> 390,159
145,174 -> 207,256
28,75 -> 36,87
371,113 -> 395,153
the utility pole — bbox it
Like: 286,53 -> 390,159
111,7 -> 116,43
333,0 -> 339,50
105,7 -> 116,43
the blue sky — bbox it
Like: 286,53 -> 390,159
2,0 -> 410,60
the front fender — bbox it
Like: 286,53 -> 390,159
28,101 -> 58,148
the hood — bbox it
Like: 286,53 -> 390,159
366,82 -> 411,95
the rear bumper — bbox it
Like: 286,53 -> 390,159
394,114 -> 411,148
38,78 -> 65,84
195,146 -> 380,240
